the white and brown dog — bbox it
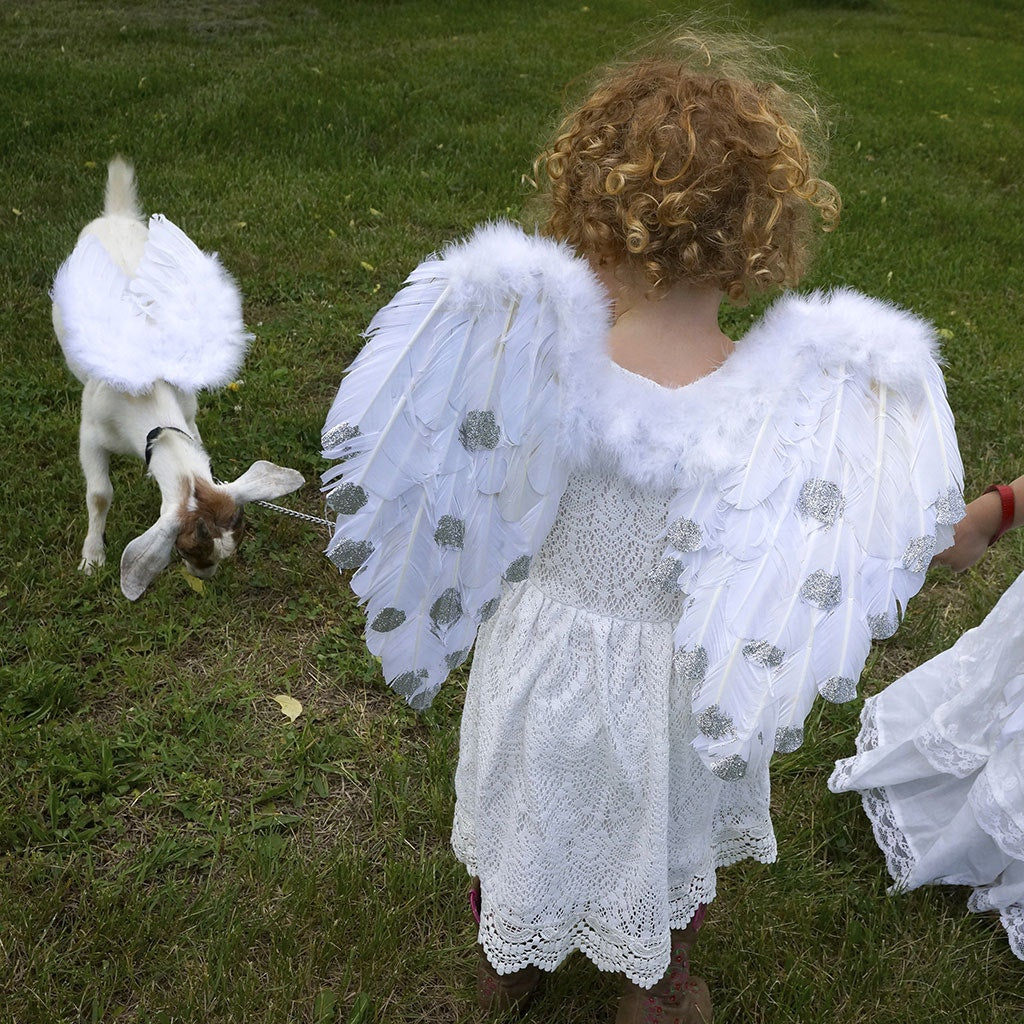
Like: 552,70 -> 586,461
52,158 -> 303,599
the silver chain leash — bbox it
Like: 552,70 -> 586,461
250,498 -> 332,530
213,478 -> 333,531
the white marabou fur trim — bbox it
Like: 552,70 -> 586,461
559,286 -> 944,489
439,224 -> 945,492
757,289 -> 942,391
440,221 -> 611,342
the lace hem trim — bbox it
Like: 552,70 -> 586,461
966,890 -> 1024,961
969,767 -> 1024,861
452,814 -> 775,985
478,896 -> 706,985
835,702 -> 915,885
859,786 -> 917,890
915,716 -> 989,779
859,694 -> 880,749
1007,908 -> 1024,960
828,696 -> 880,794
846,721 -> 1024,963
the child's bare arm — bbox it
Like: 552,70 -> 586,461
932,475 -> 1024,571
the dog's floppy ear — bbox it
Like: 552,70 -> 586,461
220,461 -> 304,505
120,515 -> 180,600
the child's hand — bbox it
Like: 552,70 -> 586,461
931,489 -> 1007,572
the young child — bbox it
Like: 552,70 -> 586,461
830,477 -> 1024,962
321,31 -> 964,1022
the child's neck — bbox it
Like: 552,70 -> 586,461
597,266 -> 734,390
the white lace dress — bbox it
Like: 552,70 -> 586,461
829,571 -> 1024,960
452,465 -> 777,986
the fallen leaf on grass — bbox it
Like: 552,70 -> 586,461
273,694 -> 303,721
181,568 -> 205,594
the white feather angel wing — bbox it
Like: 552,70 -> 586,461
670,291 -> 965,781
321,223 -> 608,709
51,214 -> 250,394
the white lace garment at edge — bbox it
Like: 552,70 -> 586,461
452,466 -> 777,987
830,570 -> 1024,961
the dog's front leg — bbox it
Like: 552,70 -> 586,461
180,390 -> 200,444
78,428 -> 113,573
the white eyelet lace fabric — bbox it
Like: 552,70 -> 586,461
969,753 -> 1024,861
827,698 -> 880,795
965,751 -> 1024,960
831,701 -> 919,889
830,570 -> 1024,962
971,897 -> 1024,960
452,469 -> 776,987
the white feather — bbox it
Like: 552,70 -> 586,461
52,214 -> 250,395
321,223 -> 606,707
52,235 -> 149,390
676,299 -> 964,777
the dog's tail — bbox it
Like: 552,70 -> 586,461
104,156 -> 142,219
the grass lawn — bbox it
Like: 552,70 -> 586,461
1,1 -> 1022,1021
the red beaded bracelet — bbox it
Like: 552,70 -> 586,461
984,484 -> 1015,546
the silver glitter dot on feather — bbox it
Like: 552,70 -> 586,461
666,518 -> 702,553
322,421 -> 361,451
799,570 -> 842,612
434,515 -> 466,549
797,479 -> 844,528
869,612 -> 898,639
504,556 -> 531,583
775,727 -> 804,753
459,410 -> 500,452
743,640 -> 785,669
934,485 -> 967,526
711,755 -> 747,781
819,675 -> 857,703
326,483 -> 367,515
430,588 -> 463,628
328,538 -> 374,570
697,704 -> 736,740
392,668 -> 429,699
674,646 -> 709,682
648,557 -> 685,593
370,607 -> 406,632
902,535 -> 935,573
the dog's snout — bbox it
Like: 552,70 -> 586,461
183,560 -> 219,581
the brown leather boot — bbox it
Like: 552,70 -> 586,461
476,947 -> 542,1014
470,879 -> 541,1014
615,906 -> 712,1023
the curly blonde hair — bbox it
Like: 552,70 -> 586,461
536,33 -> 840,302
